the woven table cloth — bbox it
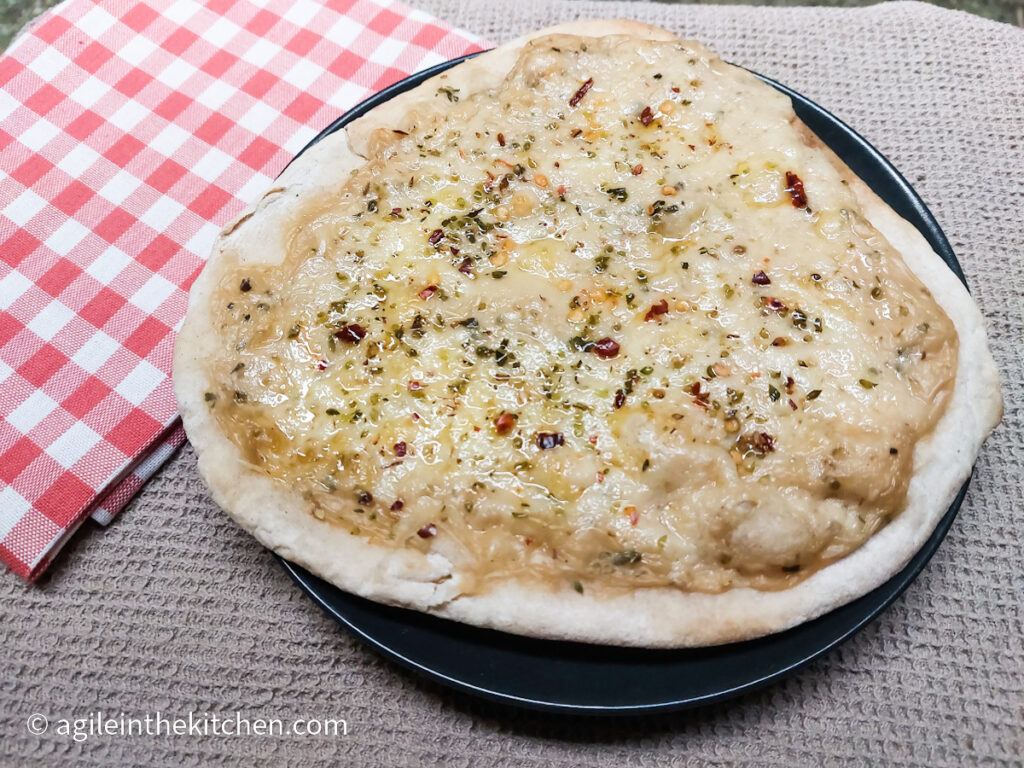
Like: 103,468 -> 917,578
2,0 -> 1021,764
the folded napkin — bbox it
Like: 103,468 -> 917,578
0,0 -> 482,579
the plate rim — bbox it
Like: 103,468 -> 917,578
277,52 -> 970,714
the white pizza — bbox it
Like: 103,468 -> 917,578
173,21 -> 1002,647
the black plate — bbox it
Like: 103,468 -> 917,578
280,54 -> 970,714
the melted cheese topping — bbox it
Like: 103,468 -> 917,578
205,36 -> 957,595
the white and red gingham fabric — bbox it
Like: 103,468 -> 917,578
0,0 -> 483,579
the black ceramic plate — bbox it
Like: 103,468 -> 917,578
279,54 -> 970,714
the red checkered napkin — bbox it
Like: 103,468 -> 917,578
0,0 -> 484,579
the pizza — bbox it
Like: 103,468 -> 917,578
173,20 -> 1002,647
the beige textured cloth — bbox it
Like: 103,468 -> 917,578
2,1 -> 1021,764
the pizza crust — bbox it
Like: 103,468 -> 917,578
174,21 -> 1002,647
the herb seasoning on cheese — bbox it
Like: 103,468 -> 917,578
204,36 -> 956,595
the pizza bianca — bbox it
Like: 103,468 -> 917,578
174,21 -> 1002,646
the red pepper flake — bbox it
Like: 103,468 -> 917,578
785,376 -> 795,394
497,132 -> 506,147
644,299 -> 669,321
407,380 -> 422,391
739,431 -> 775,455
626,506 -> 639,526
390,207 -> 403,216
417,523 -> 436,538
316,359 -> 329,370
458,257 -> 473,275
613,389 -> 626,409
557,185 -> 566,198
335,324 -> 366,343
761,296 -> 788,313
752,271 -> 771,285
494,412 -> 516,435
394,441 -> 407,457
593,337 -> 620,359
569,77 -> 593,108
428,228 -> 445,245
632,164 -> 644,175
418,285 -> 438,301
788,399 -> 798,411
536,432 -> 565,450
771,337 -> 788,347
391,500 -> 404,511
689,381 -> 709,408
589,435 -> 598,445
639,106 -> 655,126
784,171 -> 808,208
